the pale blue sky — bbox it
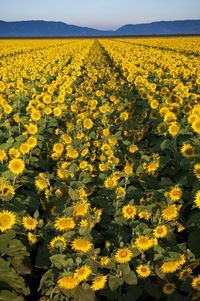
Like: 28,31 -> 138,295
0,0 -> 200,30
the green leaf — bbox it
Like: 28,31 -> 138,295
68,163 -> 78,175
180,278 -> 193,293
73,285 -> 95,301
117,263 -> 130,275
6,239 -> 29,258
131,248 -> 140,258
186,212 -> 200,227
38,269 -> 55,291
144,281 -> 162,298
124,271 -> 137,285
76,257 -> 82,264
153,245 -> 165,261
66,258 -> 74,266
35,245 -> 51,269
0,290 -> 24,301
0,258 -> 29,295
7,137 -> 15,144
188,230 -> 200,257
68,187 -> 79,201
168,251 -> 182,261
10,256 -> 31,275
109,275 -> 121,291
50,254 -> 67,269
0,230 -> 16,254
154,264 -> 165,279
136,165 -> 143,176
126,286 -> 142,300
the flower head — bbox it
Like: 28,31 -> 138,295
0,210 -> 16,232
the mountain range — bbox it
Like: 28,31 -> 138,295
0,19 -> 200,36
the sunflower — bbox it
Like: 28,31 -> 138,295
122,204 -> 136,219
115,248 -> 133,263
53,107 -> 62,117
57,169 -> 68,181
71,238 -> 92,253
0,210 -> 16,232
81,148 -> 88,157
19,143 -> 30,154
161,260 -> 180,273
9,148 -> 20,159
181,144 -> 195,158
74,265 -> 92,282
192,292 -> 200,300
79,219 -> 88,227
90,275 -> 107,291
147,161 -> 159,174
43,94 -> 51,104
57,276 -> 79,290
168,122 -> 180,136
104,177 -> 117,189
26,136 -> 37,148
4,105 -> 12,114
53,143 -> 64,154
115,187 -> 126,199
169,187 -> 182,201
61,134 -> 72,144
164,112 -> 177,123
194,164 -> 200,180
192,276 -> 200,291
102,128 -> 110,137
54,217 -> 75,232
179,254 -> 186,265
135,235 -> 152,251
194,191 -> 200,208
73,203 -> 89,218
0,184 -> 15,200
192,118 -> 200,134
49,236 -> 67,251
162,283 -> 176,295
83,118 -> 93,130
27,232 -> 37,244
35,179 -> 48,191
153,225 -> 167,238
66,148 -> 79,159
136,265 -> 151,278
99,163 -> 107,171
44,107 -> 52,115
27,124 -> 38,135
0,150 -> 6,161
101,256 -> 110,266
178,268 -> 192,280
162,205 -> 178,221
138,211 -> 150,220
129,144 -> 138,154
51,153 -> 59,161
8,158 -> 25,175
124,165 -> 133,175
22,216 -> 37,230
79,161 -> 88,169
31,110 -> 41,121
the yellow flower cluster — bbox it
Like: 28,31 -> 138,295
0,37 -> 200,300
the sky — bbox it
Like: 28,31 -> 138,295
0,0 -> 200,30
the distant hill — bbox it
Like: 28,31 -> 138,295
0,20 -> 112,36
115,20 -> 200,35
0,19 -> 200,37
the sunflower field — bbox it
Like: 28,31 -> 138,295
0,37 -> 200,301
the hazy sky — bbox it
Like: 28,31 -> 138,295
0,0 -> 200,30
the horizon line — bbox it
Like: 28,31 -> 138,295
0,18 -> 200,31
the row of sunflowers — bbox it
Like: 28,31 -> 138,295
0,37 -> 200,301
